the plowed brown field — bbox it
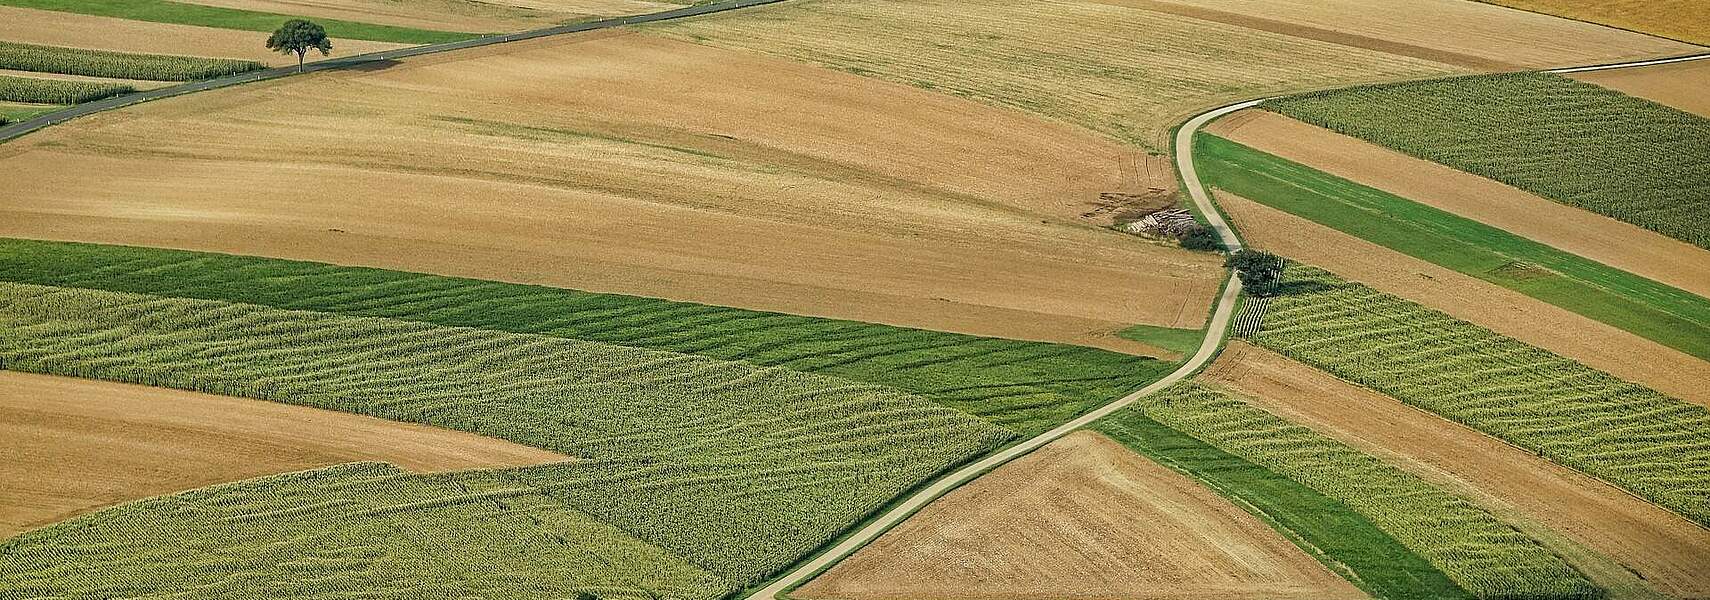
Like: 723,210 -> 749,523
0,6 -> 405,66
1570,59 -> 1710,118
0,371 -> 567,538
1206,110 -> 1710,299
1216,192 -> 1710,406
178,0 -> 678,33
0,32 -> 1223,352
1203,342 -> 1710,598
796,430 -> 1364,600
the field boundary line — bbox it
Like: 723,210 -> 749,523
0,0 -> 793,142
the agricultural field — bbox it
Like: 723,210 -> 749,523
0,370 -> 566,537
648,0 -> 1692,150
0,279 -> 1014,590
796,431 -> 1365,600
1266,72 -> 1710,250
1194,132 -> 1710,361
1253,264 -> 1710,526
1476,0 -> 1710,46
0,5 -> 406,67
0,0 -> 479,44
1570,58 -> 1710,118
0,73 -> 130,103
0,41 -> 261,81
175,0 -> 688,33
1205,342 -> 1710,597
0,33 -> 1225,352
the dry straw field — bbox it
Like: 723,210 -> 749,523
1477,0 -> 1710,46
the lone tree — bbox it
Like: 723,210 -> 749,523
1225,249 -> 1283,296
267,19 -> 332,73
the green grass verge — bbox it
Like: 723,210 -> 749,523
1,463 -> 730,600
0,0 -> 478,44
0,238 -> 1171,438
1255,264 -> 1710,527
0,73 -> 131,103
0,280 -> 1012,588
0,102 -> 62,123
1119,382 -> 1598,599
1265,72 -> 1710,249
0,41 -> 262,81
1195,133 -> 1710,361
1115,323 -> 1202,356
1094,409 -> 1472,600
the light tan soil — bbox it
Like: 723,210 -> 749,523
0,6 -> 406,66
1571,59 -> 1710,118
1207,110 -> 1710,299
0,32 -> 1223,353
0,371 -> 568,538
1203,342 -> 1710,598
1217,192 -> 1710,406
0,68 -> 175,90
1120,0 -> 1695,70
796,430 -> 1366,600
177,0 -> 679,33
1476,0 -> 1710,47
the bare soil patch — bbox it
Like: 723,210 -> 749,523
1208,110 -> 1710,299
1118,0 -> 1694,70
1217,191 -> 1710,406
0,6 -> 405,66
177,0 -> 678,33
1571,59 -> 1710,118
0,371 -> 567,538
0,33 -> 1222,353
1203,342 -> 1710,598
796,430 -> 1364,600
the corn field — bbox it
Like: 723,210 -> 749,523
0,73 -> 131,104
0,281 -> 1014,589
1267,72 -> 1710,249
1129,382 -> 1598,599
0,41 -> 262,81
1254,265 -> 1710,526
0,463 -> 731,600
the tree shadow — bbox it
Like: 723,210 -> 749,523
336,59 -> 401,72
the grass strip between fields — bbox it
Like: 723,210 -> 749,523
0,280 -> 1013,591
0,238 -> 1171,438
0,41 -> 262,81
1255,264 -> 1710,528
1264,72 -> 1710,249
0,73 -> 131,104
1195,133 -> 1710,361
0,0 -> 479,44
1094,409 -> 1473,600
1115,382 -> 1598,599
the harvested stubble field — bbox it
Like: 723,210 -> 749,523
0,280 -> 1014,593
1123,382 -> 1595,599
1214,191 -> 1710,407
648,0 -> 1465,150
0,370 -> 565,538
0,33 -> 1224,351
1266,72 -> 1710,250
0,41 -> 261,81
0,5 -> 406,67
0,239 -> 1175,439
1194,133 -> 1710,361
1476,0 -> 1710,46
1570,58 -> 1710,118
1254,264 -> 1710,527
796,431 -> 1365,600
0,0 -> 477,44
176,0 -> 685,33
1205,342 -> 1710,598
2,462 -> 731,600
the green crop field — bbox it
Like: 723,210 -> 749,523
0,74 -> 131,104
0,239 -> 1171,438
1120,383 -> 1596,599
1095,410 -> 1473,600
0,280 -> 1013,588
0,0 -> 478,44
1254,264 -> 1710,527
1,463 -> 730,600
0,41 -> 262,81
1195,133 -> 1710,361
1266,72 -> 1710,249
